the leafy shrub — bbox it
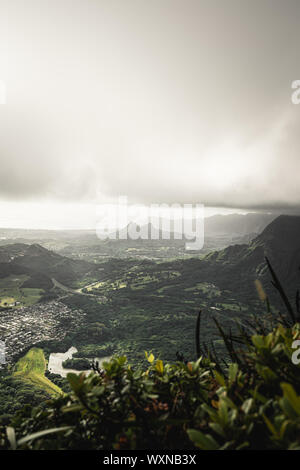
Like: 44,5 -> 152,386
0,322 -> 300,450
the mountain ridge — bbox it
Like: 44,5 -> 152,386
0,242 -> 98,290
202,215 -> 300,303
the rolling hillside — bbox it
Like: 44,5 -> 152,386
0,243 -> 100,302
13,348 -> 62,396
203,215 -> 300,302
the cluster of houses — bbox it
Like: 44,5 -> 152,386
0,301 -> 85,364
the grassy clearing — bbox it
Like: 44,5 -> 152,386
184,282 -> 221,297
13,348 -> 62,396
0,297 -> 15,307
0,275 -> 44,307
220,302 -> 241,311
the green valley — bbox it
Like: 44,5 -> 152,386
1,215 -> 300,420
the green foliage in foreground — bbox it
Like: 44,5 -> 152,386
0,323 -> 300,450
0,373 -> 52,424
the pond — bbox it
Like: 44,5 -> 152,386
48,346 -> 111,378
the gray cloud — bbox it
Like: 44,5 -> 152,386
0,0 -> 299,211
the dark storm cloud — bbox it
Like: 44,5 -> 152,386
0,0 -> 299,210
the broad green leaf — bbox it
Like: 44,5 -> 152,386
228,363 -> 238,383
280,383 -> 300,415
155,359 -> 164,374
145,352 -> 155,363
214,370 -> 225,386
256,365 -> 277,381
6,427 -> 16,450
218,399 -> 228,425
148,353 -> 155,363
61,404 -> 84,414
208,422 -> 226,438
279,420 -> 289,439
187,429 -> 219,450
280,396 -> 299,419
242,398 -> 253,415
252,335 -> 266,349
17,426 -> 73,447
67,373 -> 81,392
262,414 -> 279,438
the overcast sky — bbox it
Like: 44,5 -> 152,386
0,0 -> 299,228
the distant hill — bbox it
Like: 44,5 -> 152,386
0,214 -> 277,262
106,213 -> 275,240
0,243 -> 97,289
110,222 -> 182,240
204,212 -> 276,236
204,215 -> 300,303
0,243 -> 30,263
